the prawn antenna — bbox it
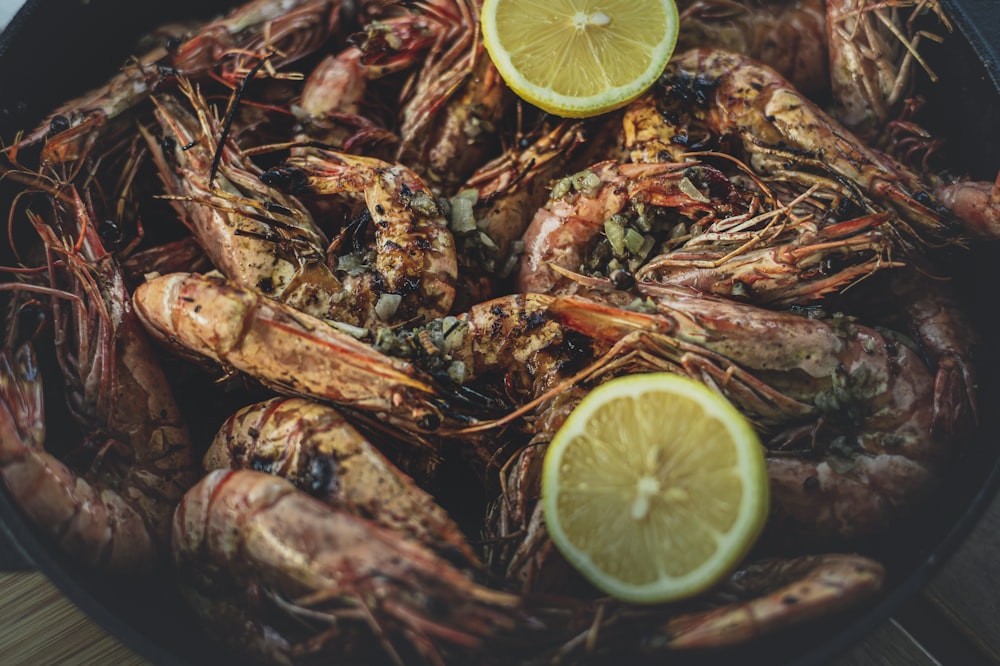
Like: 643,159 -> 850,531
209,53 -> 273,188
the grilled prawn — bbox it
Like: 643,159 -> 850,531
205,397 -> 480,565
147,82 -> 457,328
659,48 -> 1000,242
173,469 -> 520,665
132,272 -> 470,434
0,188 -> 198,572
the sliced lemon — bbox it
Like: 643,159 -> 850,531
480,0 -> 680,118
541,372 -> 769,603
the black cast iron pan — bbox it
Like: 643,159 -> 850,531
1,1 -> 1000,664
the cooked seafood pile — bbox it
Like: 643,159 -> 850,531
1,0 -> 996,663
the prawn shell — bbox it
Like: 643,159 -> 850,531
205,397 -> 480,564
133,272 -> 449,431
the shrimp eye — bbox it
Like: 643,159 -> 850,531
48,115 -> 70,136
260,168 -> 289,188
156,64 -> 179,78
609,268 -> 636,290
250,456 -> 276,474
835,197 -> 863,221
822,253 -> 850,275
99,219 -> 124,247
417,411 -> 441,431
261,166 -> 307,193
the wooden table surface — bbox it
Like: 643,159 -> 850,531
1,490 -> 998,666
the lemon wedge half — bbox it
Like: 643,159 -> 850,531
541,373 -> 769,603
481,0 -> 680,118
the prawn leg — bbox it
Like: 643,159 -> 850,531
637,213 -> 900,305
